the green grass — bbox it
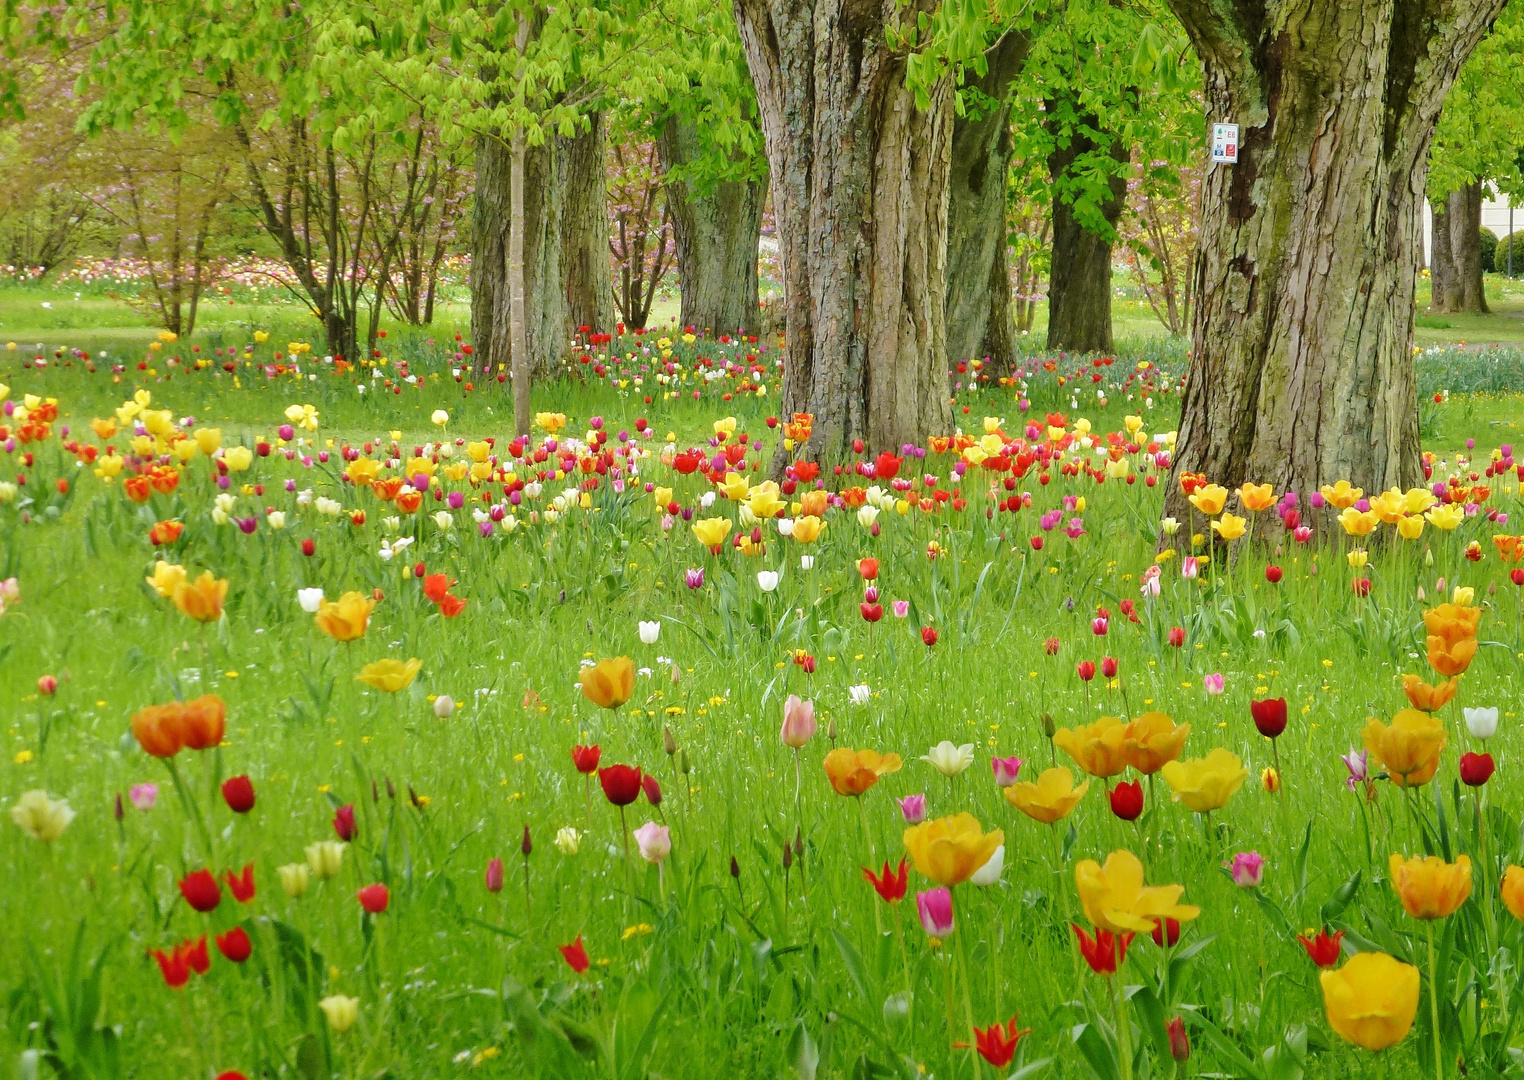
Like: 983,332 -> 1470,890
3,286 -> 1524,1079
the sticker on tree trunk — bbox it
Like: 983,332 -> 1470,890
1211,124 -> 1239,164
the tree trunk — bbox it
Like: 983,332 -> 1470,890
657,119 -> 767,336
1449,182 -> 1489,313
945,32 -> 1029,371
1428,195 -> 1458,312
562,112 -> 619,334
734,0 -> 955,459
1045,109 -> 1128,354
1161,0 -> 1504,524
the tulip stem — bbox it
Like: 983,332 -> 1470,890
163,756 -> 214,865
858,798 -> 882,936
1427,921 -> 1443,1080
1112,974 -> 1135,1080
954,899 -> 977,1057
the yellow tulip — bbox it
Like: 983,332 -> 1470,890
1347,548 -> 1369,569
1425,504 -> 1464,531
10,789 -> 74,842
1368,489 -> 1407,525
1052,716 -> 1129,779
1004,766 -> 1089,823
1320,481 -> 1364,509
747,482 -> 786,519
901,813 -> 1004,887
1388,853 -> 1471,919
1337,508 -> 1379,536
318,995 -> 360,1034
792,516 -> 825,543
535,412 -> 567,433
1160,748 -> 1247,813
194,428 -> 222,455
1074,849 -> 1200,935
306,840 -> 346,879
1361,709 -> 1447,787
172,571 -> 228,623
345,458 -> 381,487
356,658 -> 422,693
691,517 -> 732,550
719,471 -> 751,501
1502,866 -> 1524,921
146,560 -> 187,598
1187,484 -> 1227,515
1211,513 -> 1247,541
1319,952 -> 1419,1051
315,591 -> 376,642
1395,514 -> 1424,540
1403,487 -> 1437,515
822,748 -> 902,796
1122,712 -> 1190,775
580,657 -> 635,710
1238,483 -> 1275,512
278,863 -> 311,898
223,445 -> 254,472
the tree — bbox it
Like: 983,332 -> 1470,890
1161,0 -> 1506,521
607,133 -> 676,329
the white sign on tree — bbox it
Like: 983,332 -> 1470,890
1211,123 -> 1239,164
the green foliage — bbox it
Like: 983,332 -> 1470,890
1429,4 -> 1524,198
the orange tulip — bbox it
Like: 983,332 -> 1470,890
132,703 -> 186,758
1401,674 -> 1458,713
315,592 -> 376,642
178,695 -> 227,750
1361,709 -> 1447,788
172,572 -> 227,623
1053,716 -> 1129,779
1389,853 -> 1472,920
580,657 -> 635,710
823,748 -> 903,796
1424,602 -> 1480,677
1121,712 -> 1190,775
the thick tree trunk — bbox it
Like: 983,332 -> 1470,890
657,119 -> 767,335
1162,0 -> 1504,525
1428,196 -> 1459,312
1449,182 -> 1489,313
945,32 -> 1029,371
1045,111 -> 1128,354
735,0 -> 955,459
562,112 -> 620,334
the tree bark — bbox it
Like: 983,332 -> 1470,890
1448,181 -> 1489,313
945,32 -> 1029,371
1428,195 -> 1458,312
734,0 -> 955,459
562,112 -> 620,334
657,119 -> 767,335
1045,109 -> 1128,354
1161,0 -> 1504,524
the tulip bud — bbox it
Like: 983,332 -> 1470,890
662,726 -> 678,756
1041,712 -> 1055,738
113,793 -> 124,821
827,716 -> 838,743
678,748 -> 690,774
1167,1016 -> 1189,1062
485,857 -> 504,893
521,824 -> 533,856
37,674 -> 57,696
730,855 -> 741,879
371,779 -> 379,803
671,664 -> 682,685
782,842 -> 793,870
433,694 -> 455,718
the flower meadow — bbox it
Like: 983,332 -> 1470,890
5,343 -> 1524,1080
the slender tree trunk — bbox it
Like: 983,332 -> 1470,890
508,17 -> 532,436
1161,0 -> 1504,526
562,112 -> 619,334
735,0 -> 955,459
945,32 -> 1029,372
658,119 -> 768,335
1449,182 -> 1489,313
1045,109 -> 1128,354
1428,196 -> 1458,311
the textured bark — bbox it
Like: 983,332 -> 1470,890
1428,195 -> 1458,311
734,0 -> 955,458
1448,182 -> 1489,313
1045,111 -> 1128,354
945,32 -> 1029,370
658,120 -> 767,335
1161,0 -> 1505,525
563,112 -> 620,334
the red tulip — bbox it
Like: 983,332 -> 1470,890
1073,924 -> 1133,975
485,857 -> 504,893
184,935 -> 210,975
217,1072 -> 252,1080
1167,626 -> 1185,648
921,626 -> 938,647
221,774 -> 255,813
1101,656 -> 1118,679
1109,780 -> 1144,821
862,859 -> 909,904
1352,577 -> 1372,597
1460,751 -> 1495,787
571,744 -> 601,774
641,773 -> 663,806
301,538 -> 316,557
223,863 -> 256,904
1513,568 -> 1524,587
1076,660 -> 1096,682
333,803 -> 357,841
37,674 -> 57,696
179,869 -> 222,913
216,927 -> 252,963
599,764 -> 643,806
1151,917 -> 1181,947
1167,1016 -> 1190,1061
1296,927 -> 1345,968
1044,636 -> 1060,655
559,934 -> 591,973
973,1015 -> 1032,1068
860,602 -> 883,622
356,883 -> 390,914
1264,565 -> 1283,584
857,557 -> 879,580
1250,697 -> 1288,738
151,945 -> 192,988
422,573 -> 451,603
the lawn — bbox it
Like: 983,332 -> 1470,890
2,276 -> 1524,1080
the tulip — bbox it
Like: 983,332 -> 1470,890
822,747 -> 903,796
318,995 -> 360,1034
1121,712 -> 1190,774
1005,766 -> 1090,823
599,764 -> 643,806
1250,697 -> 1287,738
916,887 -> 955,938
1298,927 -> 1346,968
1464,706 -> 1499,739
1151,917 -> 1181,947
1074,849 -> 1200,934
633,821 -> 671,864
1109,780 -> 1144,821
1228,851 -> 1265,887
559,935 -> 591,973
433,695 -> 455,718
306,840 -> 346,879
973,1015 -> 1032,1069
580,657 -> 635,710
221,775 -> 256,813
1389,853 -> 1472,919
130,783 -> 158,811
216,927 -> 252,963
779,695 -> 817,748
757,570 -> 780,592
1460,751 -> 1495,786
1076,660 -> 1096,682
1401,674 -> 1458,713
11,789 -> 74,842
641,773 -> 663,805
356,657 -> 421,693
314,591 -> 375,641
897,794 -> 927,824
555,827 -> 583,854
1203,672 -> 1225,695
151,943 -> 193,988
224,864 -> 256,903
278,863 -> 310,897
1053,716 -> 1129,778
37,674 -> 57,696
990,755 -> 1024,787
356,883 -> 390,914
638,620 -> 660,644
1362,709 -> 1447,787
1167,1016 -> 1190,1062
179,869 -> 222,912
901,813 -> 1004,887
333,803 -> 357,841
1073,924 -> 1132,975
863,858 -> 909,903
571,744 -> 602,774
172,571 -> 228,622
970,844 -> 1006,886
921,626 -> 938,647
485,857 -> 504,893
921,740 -> 974,778
1161,748 -> 1248,813
1502,865 -> 1524,921
848,684 -> 871,706
1319,952 -> 1419,1051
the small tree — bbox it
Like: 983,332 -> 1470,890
606,137 -> 674,329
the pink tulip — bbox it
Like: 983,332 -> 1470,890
1228,851 -> 1264,888
779,695 -> 817,749
898,794 -> 927,824
916,887 -> 955,938
484,857 -> 504,893
129,783 -> 159,811
892,600 -> 910,618
1182,556 -> 1199,579
990,756 -> 1024,787
1203,673 -> 1225,696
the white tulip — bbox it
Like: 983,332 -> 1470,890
266,510 -> 286,530
800,555 -> 814,570
970,844 -> 1005,886
921,740 -> 975,778
297,587 -> 325,613
315,496 -> 342,516
849,684 -> 872,706
433,695 -> 455,718
638,620 -> 661,644
757,570 -> 780,593
857,505 -> 880,528
555,827 -> 582,855
777,518 -> 795,536
432,511 -> 453,530
1465,706 -> 1499,739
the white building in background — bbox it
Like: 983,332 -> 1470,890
1422,192 -> 1519,266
